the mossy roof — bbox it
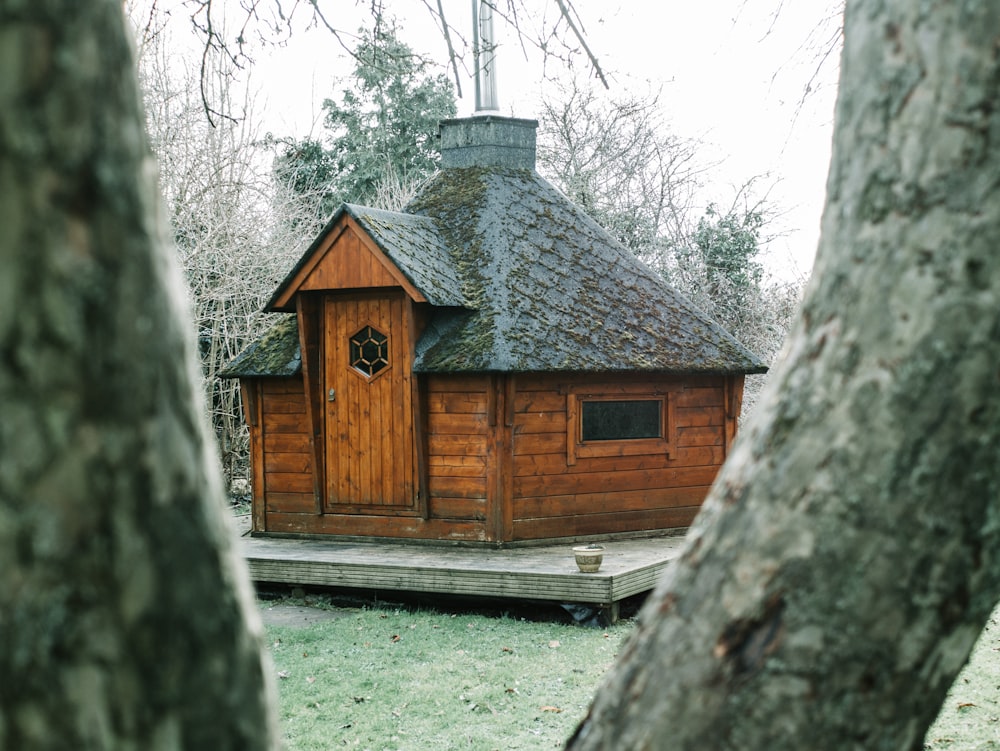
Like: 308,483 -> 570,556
404,167 -> 766,374
219,315 -> 300,378
226,164 -> 767,378
265,204 -> 469,311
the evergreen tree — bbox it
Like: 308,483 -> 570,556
276,23 -> 457,218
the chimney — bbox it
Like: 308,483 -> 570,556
473,0 -> 500,113
438,116 -> 538,171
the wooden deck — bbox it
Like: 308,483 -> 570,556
239,532 -> 686,616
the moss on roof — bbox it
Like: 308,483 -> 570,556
346,205 -> 469,307
405,167 -> 767,374
219,315 -> 300,378
266,205 -> 467,311
228,123 -> 767,378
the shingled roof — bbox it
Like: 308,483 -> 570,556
265,205 -> 469,311
223,115 -> 766,378
220,314 -> 300,378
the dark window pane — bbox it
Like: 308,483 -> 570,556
361,339 -> 381,364
581,399 -> 661,441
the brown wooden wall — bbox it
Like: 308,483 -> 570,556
246,370 -> 741,543
247,372 -> 495,541
424,375 -> 492,525
245,377 -> 314,532
508,373 -> 736,542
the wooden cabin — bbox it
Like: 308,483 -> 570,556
222,115 -> 766,545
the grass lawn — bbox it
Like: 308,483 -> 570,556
264,596 -> 626,750
263,596 -> 1000,750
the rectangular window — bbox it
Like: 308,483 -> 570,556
581,399 -> 661,441
566,387 -> 676,465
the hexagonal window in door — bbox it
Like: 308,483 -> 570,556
350,325 -> 389,378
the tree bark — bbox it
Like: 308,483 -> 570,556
0,2 -> 277,749
569,1 -> 1000,749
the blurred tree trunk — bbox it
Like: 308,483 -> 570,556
0,2 -> 277,749
568,0 -> 1000,749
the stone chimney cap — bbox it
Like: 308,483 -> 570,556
439,116 -> 537,170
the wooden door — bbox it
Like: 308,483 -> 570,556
324,293 -> 416,511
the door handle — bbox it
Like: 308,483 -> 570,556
328,388 -> 336,402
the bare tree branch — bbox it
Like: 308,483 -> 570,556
175,0 -> 609,123
427,0 -> 463,98
553,0 -> 607,88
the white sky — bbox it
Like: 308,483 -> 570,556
237,1 -> 841,281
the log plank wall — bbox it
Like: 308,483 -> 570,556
257,370 -> 490,541
509,374 -> 732,541
255,378 -> 314,530
424,376 -> 491,525
248,370 -> 741,544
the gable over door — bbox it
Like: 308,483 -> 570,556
323,292 -> 417,511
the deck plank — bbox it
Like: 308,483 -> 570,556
241,535 -> 686,607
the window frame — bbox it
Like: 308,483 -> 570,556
565,386 -> 677,465
348,322 -> 392,382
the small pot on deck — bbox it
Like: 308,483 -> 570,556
572,544 -> 605,573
